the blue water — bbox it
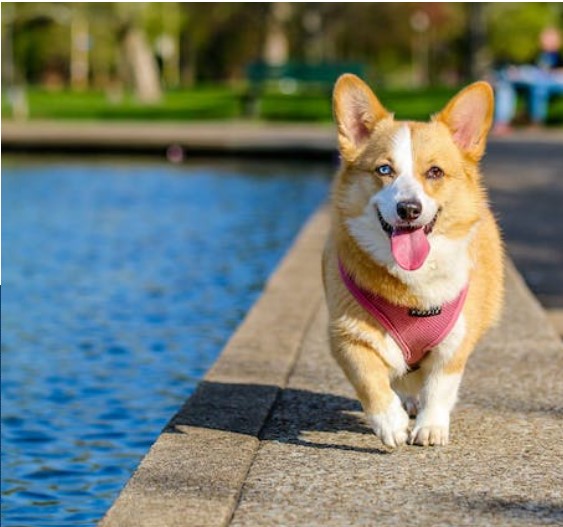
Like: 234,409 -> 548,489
1,158 -> 331,526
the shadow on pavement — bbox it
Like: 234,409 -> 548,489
440,492 -> 563,525
165,380 -> 387,455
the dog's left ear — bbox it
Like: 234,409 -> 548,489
436,81 -> 494,161
333,74 -> 390,162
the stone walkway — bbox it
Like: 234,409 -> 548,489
100,209 -> 563,527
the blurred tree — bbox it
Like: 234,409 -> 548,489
70,3 -> 89,90
487,3 -> 562,65
465,3 -> 489,80
144,2 -> 183,88
6,2 -> 559,95
2,3 -> 16,86
422,3 -> 466,86
263,3 -> 291,65
115,3 -> 161,103
178,4 -> 268,84
285,3 -> 414,82
4,2 -> 71,87
284,3 -> 466,87
86,4 -> 120,90
2,2 -> 163,102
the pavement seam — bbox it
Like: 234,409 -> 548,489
224,297 -> 325,526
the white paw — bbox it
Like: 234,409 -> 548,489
366,395 -> 409,448
409,410 -> 450,446
409,425 -> 449,446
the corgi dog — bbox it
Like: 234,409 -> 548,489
322,75 -> 504,447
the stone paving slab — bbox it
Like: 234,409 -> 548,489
100,207 -> 563,527
230,263 -> 563,527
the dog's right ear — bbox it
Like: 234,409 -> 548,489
333,74 -> 390,162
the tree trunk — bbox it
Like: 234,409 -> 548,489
179,30 -> 196,87
263,3 -> 291,65
70,9 -> 89,90
466,4 -> 490,81
122,26 -> 161,103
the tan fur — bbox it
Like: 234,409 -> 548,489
323,75 -> 504,447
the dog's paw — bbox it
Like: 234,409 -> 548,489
409,424 -> 449,446
366,395 -> 409,448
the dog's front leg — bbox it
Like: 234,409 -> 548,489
331,336 -> 409,448
409,368 -> 462,446
409,318 -> 470,446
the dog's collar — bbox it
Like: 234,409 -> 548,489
338,259 -> 468,367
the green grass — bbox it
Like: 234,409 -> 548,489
3,85 -> 563,124
2,87 -> 241,121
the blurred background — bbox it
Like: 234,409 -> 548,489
2,2 -> 563,122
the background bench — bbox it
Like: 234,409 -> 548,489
241,61 -> 366,117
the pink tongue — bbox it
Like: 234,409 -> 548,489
390,228 -> 430,271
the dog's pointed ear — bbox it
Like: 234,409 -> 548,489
333,74 -> 390,162
436,81 -> 494,161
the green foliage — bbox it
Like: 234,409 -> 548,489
1,87 -> 241,121
4,85 -> 563,124
3,1 -> 563,121
258,87 -> 461,122
487,3 -> 562,63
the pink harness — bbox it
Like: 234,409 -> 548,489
338,261 -> 468,367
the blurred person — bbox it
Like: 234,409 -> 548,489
493,27 -> 563,134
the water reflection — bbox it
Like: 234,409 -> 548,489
2,158 -> 331,526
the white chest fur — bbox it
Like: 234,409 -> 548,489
347,204 -> 475,308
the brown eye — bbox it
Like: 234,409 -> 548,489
426,166 -> 444,180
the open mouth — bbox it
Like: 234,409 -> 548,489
376,207 -> 440,271
376,208 -> 440,237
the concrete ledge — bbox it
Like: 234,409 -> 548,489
1,121 -> 336,158
4,120 -> 563,158
99,208 -> 331,527
99,207 -> 562,527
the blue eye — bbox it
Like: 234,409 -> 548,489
376,164 -> 393,176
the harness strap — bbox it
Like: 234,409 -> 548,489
338,260 -> 468,366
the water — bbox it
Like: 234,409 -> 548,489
1,157 -> 332,526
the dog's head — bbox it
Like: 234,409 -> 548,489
332,74 -> 493,272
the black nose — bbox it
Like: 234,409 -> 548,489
397,200 -> 422,221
